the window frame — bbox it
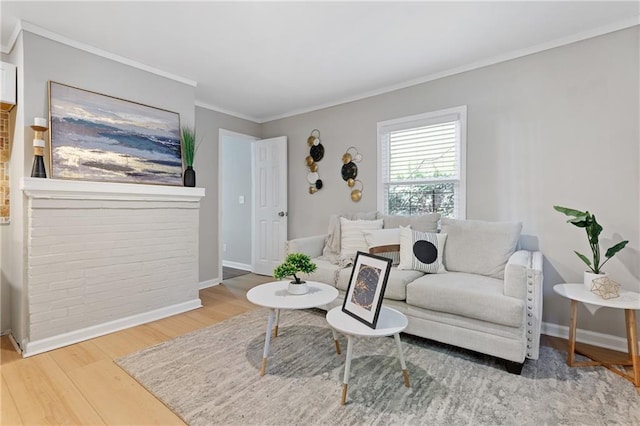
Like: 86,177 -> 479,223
376,105 -> 467,219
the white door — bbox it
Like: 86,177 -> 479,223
253,136 -> 288,275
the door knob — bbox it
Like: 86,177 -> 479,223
278,211 -> 287,217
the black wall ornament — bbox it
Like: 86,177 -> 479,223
306,129 -> 324,194
341,146 -> 363,202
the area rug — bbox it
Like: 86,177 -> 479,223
116,308 -> 639,426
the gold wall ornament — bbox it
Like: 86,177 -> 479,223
305,129 -> 323,194
350,180 -> 363,202
341,147 -> 363,201
590,277 -> 621,299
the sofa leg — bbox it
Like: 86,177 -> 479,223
505,360 -> 525,375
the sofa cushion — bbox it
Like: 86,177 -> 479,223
381,213 -> 440,232
321,211 -> 379,261
337,265 -> 424,301
339,218 -> 383,262
406,272 -> 524,327
363,227 -> 401,265
398,227 -> 447,274
301,258 -> 342,286
441,218 -> 522,279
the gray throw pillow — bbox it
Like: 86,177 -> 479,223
441,218 -> 522,279
381,213 -> 441,232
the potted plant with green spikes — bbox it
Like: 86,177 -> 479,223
273,253 -> 317,295
554,205 -> 628,290
181,126 -> 197,187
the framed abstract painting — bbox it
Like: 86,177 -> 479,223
48,81 -> 183,185
342,251 -> 392,329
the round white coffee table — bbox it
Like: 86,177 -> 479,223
554,283 -> 640,387
326,305 -> 410,405
247,280 -> 339,376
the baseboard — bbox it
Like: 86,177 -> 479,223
21,298 -> 203,357
542,321 -> 639,353
222,260 -> 252,271
199,278 -> 220,289
8,332 -> 21,354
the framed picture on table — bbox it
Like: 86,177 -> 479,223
342,251 -> 392,329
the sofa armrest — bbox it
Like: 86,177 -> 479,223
285,234 -> 327,259
504,250 -> 544,360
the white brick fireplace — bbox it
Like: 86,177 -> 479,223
20,177 -> 205,356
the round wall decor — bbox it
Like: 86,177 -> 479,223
306,129 -> 323,194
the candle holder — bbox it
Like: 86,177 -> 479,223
30,117 -> 48,178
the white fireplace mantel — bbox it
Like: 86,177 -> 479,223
19,177 -> 205,357
21,177 -> 205,201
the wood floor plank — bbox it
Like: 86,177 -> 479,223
1,354 -> 105,425
1,375 -> 23,425
48,339 -> 109,373
146,313 -> 210,338
91,329 -> 155,359
123,323 -> 173,348
66,359 -> 184,425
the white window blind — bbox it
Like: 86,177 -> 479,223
377,106 -> 466,218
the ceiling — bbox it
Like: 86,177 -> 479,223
1,1 -> 638,123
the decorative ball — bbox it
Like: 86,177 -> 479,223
347,178 -> 355,187
309,163 -> 318,172
315,179 -> 323,190
342,153 -> 352,164
307,136 -> 315,147
309,186 -> 317,194
350,189 -> 362,202
305,156 -> 314,166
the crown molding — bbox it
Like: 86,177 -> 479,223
0,20 -> 23,54
195,100 -> 260,123
4,20 -> 197,87
260,16 -> 640,123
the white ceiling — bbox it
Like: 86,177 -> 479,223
1,1 -> 638,123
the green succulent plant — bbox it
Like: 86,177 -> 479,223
273,253 -> 317,284
554,205 -> 628,274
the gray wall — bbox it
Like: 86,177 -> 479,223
221,135 -> 253,267
1,30 -> 197,342
262,28 -> 640,338
195,106 -> 261,283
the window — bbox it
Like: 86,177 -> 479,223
377,106 -> 466,218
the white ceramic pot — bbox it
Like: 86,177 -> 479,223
584,271 -> 606,291
287,281 -> 309,295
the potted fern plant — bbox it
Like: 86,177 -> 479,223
181,126 -> 197,187
554,205 -> 628,289
273,253 -> 317,295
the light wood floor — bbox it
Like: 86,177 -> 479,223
1,274 -> 637,425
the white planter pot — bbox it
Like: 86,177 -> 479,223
584,271 -> 606,291
287,281 -> 309,295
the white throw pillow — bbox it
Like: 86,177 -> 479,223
340,218 -> 384,262
363,227 -> 403,266
398,227 -> 447,274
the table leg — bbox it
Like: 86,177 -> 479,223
260,308 -> 275,376
274,308 -> 280,337
341,336 -> 353,406
624,309 -> 639,386
394,333 -> 410,387
568,299 -> 578,366
330,328 -> 341,354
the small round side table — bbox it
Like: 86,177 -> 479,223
247,281 -> 339,376
553,283 -> 640,387
326,305 -> 410,405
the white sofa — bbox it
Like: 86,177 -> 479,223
285,213 -> 544,373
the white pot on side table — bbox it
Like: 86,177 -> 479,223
583,271 -> 606,291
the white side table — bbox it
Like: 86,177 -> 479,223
247,281 -> 339,376
553,283 -> 640,387
326,306 -> 410,405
